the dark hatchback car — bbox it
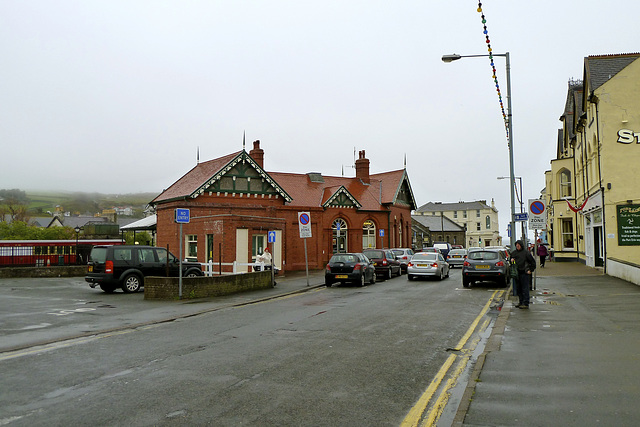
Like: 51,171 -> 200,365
362,249 -> 402,280
462,248 -> 510,288
325,253 -> 376,287
85,245 -> 203,293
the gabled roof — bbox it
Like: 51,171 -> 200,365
152,148 -> 416,211
584,53 -> 640,94
151,150 -> 292,204
412,214 -> 465,233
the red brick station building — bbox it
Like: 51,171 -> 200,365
151,141 -> 417,272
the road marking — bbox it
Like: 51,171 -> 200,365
0,329 -> 134,362
401,290 -> 503,427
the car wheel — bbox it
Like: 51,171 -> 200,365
326,281 -> 332,288
370,272 -> 376,285
445,267 -> 450,278
407,274 -> 413,281
387,268 -> 392,280
186,270 -> 201,278
99,284 -> 116,293
360,274 -> 366,287
463,278 -> 470,288
122,274 -> 142,293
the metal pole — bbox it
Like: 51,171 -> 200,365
179,223 -> 183,298
304,238 -> 309,286
505,52 -> 517,250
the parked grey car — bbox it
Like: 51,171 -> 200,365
392,248 -> 414,273
407,252 -> 450,281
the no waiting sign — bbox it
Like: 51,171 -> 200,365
298,211 -> 312,238
528,199 -> 547,230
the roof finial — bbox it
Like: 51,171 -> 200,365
242,131 -> 246,151
197,146 -> 200,164
404,153 -> 406,169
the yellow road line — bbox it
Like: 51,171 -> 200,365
401,290 -> 502,427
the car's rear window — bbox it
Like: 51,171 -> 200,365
364,250 -> 384,258
468,251 -> 499,261
88,247 -> 108,263
412,253 -> 437,261
450,250 -> 466,255
330,254 -> 359,263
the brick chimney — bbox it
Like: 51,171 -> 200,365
355,150 -> 370,184
249,140 -> 264,168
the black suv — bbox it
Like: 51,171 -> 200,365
85,245 -> 203,293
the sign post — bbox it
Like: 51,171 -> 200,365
175,208 -> 190,298
528,200 -> 546,291
298,212 -> 312,286
268,230 -> 276,286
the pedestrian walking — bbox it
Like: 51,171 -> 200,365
510,240 -> 536,309
537,244 -> 548,268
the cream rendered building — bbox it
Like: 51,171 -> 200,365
545,53 -> 640,284
414,200 -> 501,248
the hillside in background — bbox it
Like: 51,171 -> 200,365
25,191 -> 158,218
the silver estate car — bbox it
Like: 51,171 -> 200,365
407,252 -> 450,281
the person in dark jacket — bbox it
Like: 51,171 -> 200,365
510,240 -> 536,309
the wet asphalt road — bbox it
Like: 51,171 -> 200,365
0,270 -> 503,426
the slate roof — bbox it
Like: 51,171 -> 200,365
416,200 -> 494,213
412,214 -> 465,233
585,53 -> 640,93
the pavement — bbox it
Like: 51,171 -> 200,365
454,260 -> 640,426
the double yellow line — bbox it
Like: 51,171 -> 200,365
401,290 -> 503,427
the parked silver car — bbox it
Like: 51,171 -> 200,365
392,248 -> 414,273
447,249 -> 468,268
407,252 -> 450,281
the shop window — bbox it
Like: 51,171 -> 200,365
252,234 -> 266,260
561,219 -> 574,249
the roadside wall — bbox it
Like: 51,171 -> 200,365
607,258 -> 640,286
144,271 -> 273,300
0,266 -> 86,279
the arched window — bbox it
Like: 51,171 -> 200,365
332,218 -> 348,253
559,169 -> 572,198
362,220 -> 376,249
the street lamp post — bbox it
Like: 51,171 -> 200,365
74,226 -> 81,265
498,176 -> 525,244
442,52 -> 516,250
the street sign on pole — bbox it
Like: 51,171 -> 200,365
515,212 -> 528,222
528,199 -> 547,230
298,212 -> 312,238
268,231 -> 276,243
175,208 -> 190,224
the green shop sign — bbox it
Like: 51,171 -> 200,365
617,204 -> 640,246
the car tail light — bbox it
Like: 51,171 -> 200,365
496,261 -> 505,267
432,263 -> 439,268
105,260 -> 114,274
353,263 -> 362,271
407,262 -> 414,267
463,261 -> 470,267
402,256 -> 408,260
382,259 -> 388,266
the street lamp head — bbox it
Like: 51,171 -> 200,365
74,226 -> 81,233
441,54 -> 462,63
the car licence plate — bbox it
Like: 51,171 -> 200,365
88,266 -> 93,272
453,255 -> 461,258
336,275 -> 348,279
475,265 -> 490,270
417,264 -> 429,267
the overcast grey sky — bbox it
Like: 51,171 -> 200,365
2,1 -> 639,237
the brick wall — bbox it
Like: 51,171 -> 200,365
144,271 -> 273,300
